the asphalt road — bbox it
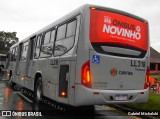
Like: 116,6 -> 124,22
0,77 -> 138,119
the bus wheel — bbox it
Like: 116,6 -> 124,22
35,77 -> 42,103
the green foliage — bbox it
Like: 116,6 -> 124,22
151,74 -> 160,81
0,31 -> 19,54
127,93 -> 160,118
128,93 -> 160,110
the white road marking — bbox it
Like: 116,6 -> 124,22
18,92 -> 33,103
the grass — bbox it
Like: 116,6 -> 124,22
126,93 -> 160,118
127,93 -> 160,111
124,75 -> 160,117
151,74 -> 160,81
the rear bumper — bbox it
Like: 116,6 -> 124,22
75,84 -> 149,106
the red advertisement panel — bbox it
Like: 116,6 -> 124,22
90,9 -> 148,51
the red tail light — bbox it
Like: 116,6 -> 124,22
81,60 -> 91,88
144,66 -> 150,89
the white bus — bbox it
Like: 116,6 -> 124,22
8,4 -> 150,106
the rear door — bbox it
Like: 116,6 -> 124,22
26,36 -> 36,77
17,42 -> 29,86
24,36 -> 36,89
89,9 -> 149,90
10,47 -> 18,75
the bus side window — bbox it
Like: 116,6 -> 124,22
40,31 -> 53,58
30,39 -> 35,60
66,20 -> 77,37
11,48 -> 15,62
9,49 -> 12,61
56,24 -> 67,41
19,43 -> 23,61
50,30 -> 56,43
54,19 -> 77,56
21,42 -> 28,61
40,29 -> 56,58
11,47 -> 18,62
14,46 -> 18,61
34,36 -> 42,59
43,31 -> 51,44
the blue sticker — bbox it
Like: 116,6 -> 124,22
92,55 -> 100,64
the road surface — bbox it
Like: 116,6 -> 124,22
0,77 -> 139,119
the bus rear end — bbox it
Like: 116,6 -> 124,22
75,6 -> 149,106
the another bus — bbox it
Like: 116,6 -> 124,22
0,54 -> 7,69
8,4 -> 150,106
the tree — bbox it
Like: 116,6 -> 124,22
0,31 -> 19,54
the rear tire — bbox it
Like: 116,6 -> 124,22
35,77 -> 43,103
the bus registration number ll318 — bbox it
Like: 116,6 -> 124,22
115,94 -> 128,101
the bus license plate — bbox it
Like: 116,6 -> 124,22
115,95 -> 127,101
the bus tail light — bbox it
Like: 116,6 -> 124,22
144,66 -> 150,89
81,60 -> 92,88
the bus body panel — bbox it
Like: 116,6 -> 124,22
75,84 -> 148,106
90,50 -> 147,90
26,14 -> 81,104
34,58 -> 61,102
75,5 -> 149,105
88,8 -> 149,91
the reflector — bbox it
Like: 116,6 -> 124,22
61,91 -> 66,96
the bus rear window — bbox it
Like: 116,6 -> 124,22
90,9 -> 148,57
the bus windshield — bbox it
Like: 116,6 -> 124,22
90,9 -> 148,51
